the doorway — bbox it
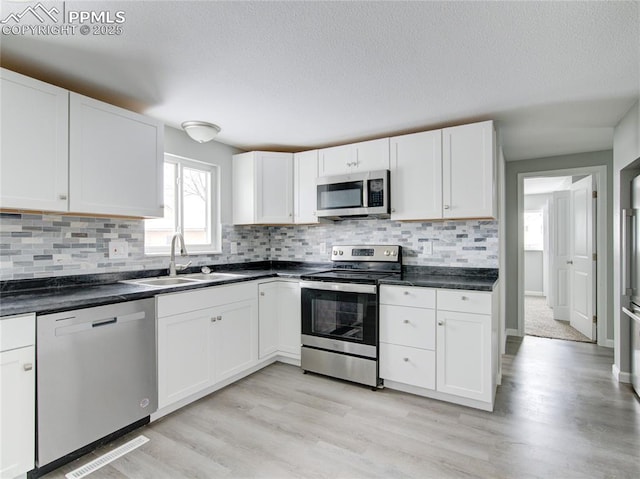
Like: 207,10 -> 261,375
517,166 -> 609,346
523,175 -> 592,342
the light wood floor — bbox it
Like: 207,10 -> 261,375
43,336 -> 640,479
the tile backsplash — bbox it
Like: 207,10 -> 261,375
0,212 -> 498,280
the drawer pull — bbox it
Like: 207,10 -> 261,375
403,319 -> 409,324
438,320 -> 444,326
403,357 -> 409,362
461,296 -> 468,301
403,291 -> 410,295
211,317 -> 217,322
24,363 -> 33,371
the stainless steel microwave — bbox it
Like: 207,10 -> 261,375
316,170 -> 390,220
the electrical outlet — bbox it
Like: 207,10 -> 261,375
108,241 -> 128,259
320,243 -> 327,254
423,241 -> 433,255
230,242 -> 238,255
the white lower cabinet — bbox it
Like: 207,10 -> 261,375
436,309 -> 491,402
157,283 -> 258,410
379,285 -> 498,411
0,313 -> 35,479
258,281 -> 301,361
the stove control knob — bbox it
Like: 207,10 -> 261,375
332,250 -> 338,256
384,250 -> 391,256
339,250 -> 344,255
391,250 -> 397,256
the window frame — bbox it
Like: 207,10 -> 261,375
144,153 -> 221,255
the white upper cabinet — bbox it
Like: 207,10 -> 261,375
233,151 -> 293,224
390,130 -> 442,220
318,138 -> 390,177
442,120 -> 496,219
293,149 -> 319,224
0,69 -> 164,218
0,68 -> 69,212
69,93 -> 164,218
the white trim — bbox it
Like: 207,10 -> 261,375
612,364 -> 632,383
524,291 -> 545,297
517,166 -> 609,347
603,338 -> 614,349
506,328 -> 521,337
382,379 -> 495,412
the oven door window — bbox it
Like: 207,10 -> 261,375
302,288 -> 377,346
317,181 -> 364,210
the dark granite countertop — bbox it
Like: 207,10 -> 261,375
379,266 -> 499,292
0,262 -> 498,317
0,261 -> 331,317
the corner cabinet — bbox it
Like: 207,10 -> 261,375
318,138 -> 390,177
69,93 -> 164,218
0,68 -> 164,218
232,151 -> 294,224
258,280 -> 301,362
379,285 -> 499,411
156,283 -> 258,410
0,69 -> 69,212
390,121 -> 496,221
0,313 -> 36,479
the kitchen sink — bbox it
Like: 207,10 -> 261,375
120,272 -> 246,288
121,276 -> 203,287
181,272 -> 245,281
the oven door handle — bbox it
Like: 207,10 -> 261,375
301,281 -> 377,294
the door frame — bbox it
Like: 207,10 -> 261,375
517,165 -> 610,346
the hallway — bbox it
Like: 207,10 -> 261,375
525,295 -> 591,342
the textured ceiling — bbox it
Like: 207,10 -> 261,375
1,0 -> 638,160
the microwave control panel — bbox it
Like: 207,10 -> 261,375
368,179 -> 385,207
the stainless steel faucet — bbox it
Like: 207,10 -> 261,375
169,232 -> 191,276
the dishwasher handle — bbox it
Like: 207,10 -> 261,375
92,317 -> 117,328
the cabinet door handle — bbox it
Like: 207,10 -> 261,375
443,205 -> 450,210
260,292 -> 265,296
211,317 -> 217,322
24,363 -> 33,371
438,320 -> 444,326
218,315 -> 222,321
566,260 -> 573,265
403,357 -> 409,362
58,194 -> 67,200
403,319 -> 409,324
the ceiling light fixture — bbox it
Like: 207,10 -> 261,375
181,121 -> 221,143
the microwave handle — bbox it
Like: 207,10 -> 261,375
362,180 -> 368,208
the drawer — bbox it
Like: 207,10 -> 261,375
380,285 -> 435,308
379,305 -> 435,350
437,289 -> 491,315
379,343 -> 435,390
0,313 -> 35,351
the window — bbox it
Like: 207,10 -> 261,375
524,210 -> 544,251
145,154 -> 220,254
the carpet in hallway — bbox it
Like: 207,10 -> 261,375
524,295 -> 591,342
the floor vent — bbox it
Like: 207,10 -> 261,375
65,435 -> 149,479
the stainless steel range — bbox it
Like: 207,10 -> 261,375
300,245 -> 401,388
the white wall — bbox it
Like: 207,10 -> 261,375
613,101 -> 640,378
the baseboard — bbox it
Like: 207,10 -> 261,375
524,291 -> 544,297
506,328 -> 521,337
612,364 -> 632,384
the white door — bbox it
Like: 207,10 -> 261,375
258,282 -> 280,359
293,150 -> 319,224
0,68 -> 69,212
551,190 -> 571,320
213,299 -> 258,382
277,282 -> 302,358
256,152 -> 293,223
569,176 -> 596,340
390,130 -> 442,220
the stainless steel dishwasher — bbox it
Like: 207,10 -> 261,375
37,298 -> 157,468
